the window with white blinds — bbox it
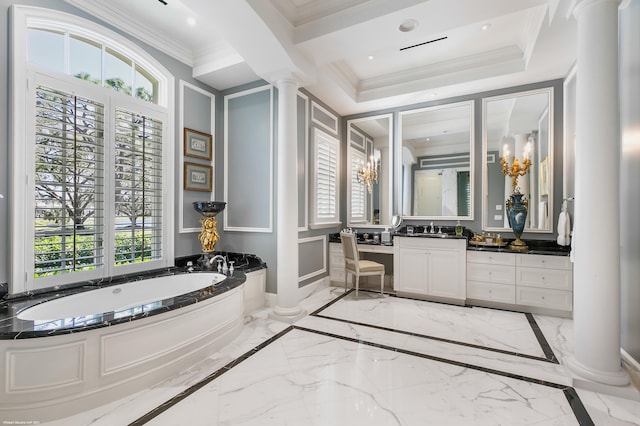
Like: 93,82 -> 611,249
114,109 -> 163,266
350,149 -> 366,223
33,84 -> 165,280
11,6 -> 173,292
311,128 -> 340,227
34,86 -> 106,277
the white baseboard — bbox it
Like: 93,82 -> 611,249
621,348 -> 640,392
264,276 -> 330,308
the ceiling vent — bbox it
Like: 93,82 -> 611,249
400,36 -> 447,52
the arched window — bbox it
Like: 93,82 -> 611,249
10,6 -> 175,293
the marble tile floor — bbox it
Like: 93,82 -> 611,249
46,287 -> 640,425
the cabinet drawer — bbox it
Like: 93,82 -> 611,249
467,263 -> 515,284
329,242 -> 343,254
396,236 -> 465,251
516,267 -> 573,291
467,281 -> 515,303
467,251 -> 516,266
516,254 -> 571,270
516,286 -> 573,311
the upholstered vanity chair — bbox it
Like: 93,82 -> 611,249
340,231 -> 385,296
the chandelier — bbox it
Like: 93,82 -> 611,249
357,156 -> 379,193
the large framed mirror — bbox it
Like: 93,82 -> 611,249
347,114 -> 393,228
482,87 -> 553,232
398,101 -> 474,220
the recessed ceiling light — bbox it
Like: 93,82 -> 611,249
368,55 -> 374,60
398,19 -> 419,33
481,23 -> 491,31
187,17 -> 197,27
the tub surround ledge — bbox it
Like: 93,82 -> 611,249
0,269 -> 246,339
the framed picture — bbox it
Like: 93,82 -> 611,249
184,128 -> 212,160
184,162 -> 213,192
539,156 -> 549,196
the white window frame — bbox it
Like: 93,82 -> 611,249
9,6 -> 175,294
310,127 -> 340,229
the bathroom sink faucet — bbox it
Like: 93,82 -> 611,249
209,255 -> 228,274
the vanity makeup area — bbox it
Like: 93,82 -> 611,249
331,83 -> 573,318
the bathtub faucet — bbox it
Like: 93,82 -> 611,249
209,255 -> 228,274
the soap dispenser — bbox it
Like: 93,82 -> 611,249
455,220 -> 463,236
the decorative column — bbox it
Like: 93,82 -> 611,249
566,0 -> 629,388
269,77 -> 306,323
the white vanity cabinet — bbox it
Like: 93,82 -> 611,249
466,250 -> 573,316
329,242 -> 346,285
515,254 -> 573,312
466,251 -> 516,304
393,237 -> 466,303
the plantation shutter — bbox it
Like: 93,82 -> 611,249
350,150 -> 366,222
314,130 -> 338,223
113,109 -> 163,266
457,171 -> 471,217
34,85 -> 105,276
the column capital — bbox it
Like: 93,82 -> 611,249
273,75 -> 300,90
569,0 -> 621,19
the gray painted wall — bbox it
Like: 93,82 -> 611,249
620,0 -> 640,362
178,85 -> 217,256
216,84 -> 338,293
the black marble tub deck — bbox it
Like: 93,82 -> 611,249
0,252 -> 267,340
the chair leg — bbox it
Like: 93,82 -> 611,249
355,274 -> 359,297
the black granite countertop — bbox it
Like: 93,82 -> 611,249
0,251 -> 269,340
467,239 -> 571,256
330,229 -> 570,256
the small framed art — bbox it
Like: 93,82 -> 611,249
184,128 -> 212,160
184,162 -> 213,192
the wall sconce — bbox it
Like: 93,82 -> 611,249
501,142 -> 532,190
357,156 -> 379,193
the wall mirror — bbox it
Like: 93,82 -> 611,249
347,114 -> 393,228
398,101 -> 474,220
482,87 -> 553,232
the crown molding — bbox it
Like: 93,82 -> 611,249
65,0 -> 195,66
356,46 -> 524,102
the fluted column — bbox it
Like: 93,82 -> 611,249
566,0 -> 629,387
270,77 -> 306,323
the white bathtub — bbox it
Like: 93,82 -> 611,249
17,272 -> 227,321
1,272 -> 245,423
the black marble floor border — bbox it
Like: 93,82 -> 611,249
295,325 -> 594,426
525,312 -> 560,363
129,290 -> 588,425
311,289 -> 558,364
128,326 -> 297,426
